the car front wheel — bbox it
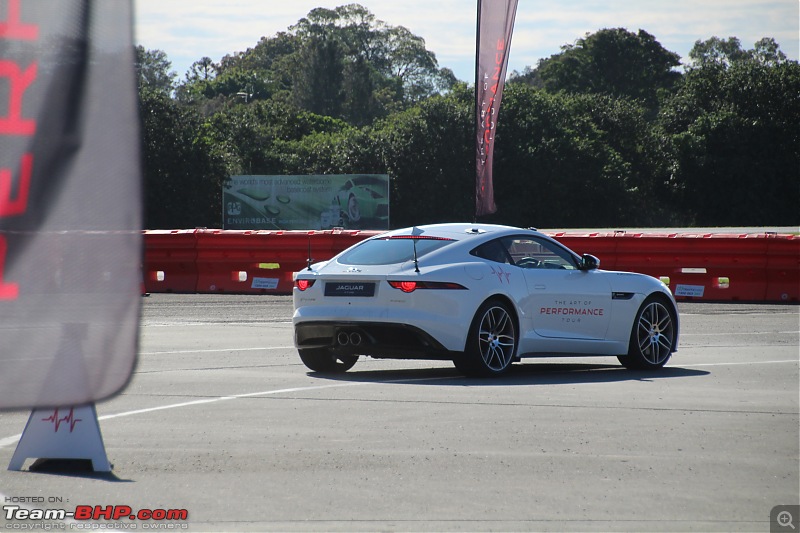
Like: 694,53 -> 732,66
618,296 -> 676,370
298,348 -> 358,373
455,299 -> 517,377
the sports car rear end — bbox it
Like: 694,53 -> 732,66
293,229 -> 480,360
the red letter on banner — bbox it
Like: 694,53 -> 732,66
0,0 -> 39,40
0,61 -> 37,135
0,152 -> 32,217
0,235 -> 19,300
0,1 -> 39,301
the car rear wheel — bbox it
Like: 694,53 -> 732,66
298,348 -> 358,373
618,296 -> 676,370
455,299 -> 517,377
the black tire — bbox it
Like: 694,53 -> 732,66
618,296 -> 676,370
454,298 -> 517,377
298,348 -> 358,373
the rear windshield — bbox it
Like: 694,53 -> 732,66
338,237 -> 455,265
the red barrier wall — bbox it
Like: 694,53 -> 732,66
144,229 -> 380,294
764,235 -> 800,303
552,232 -> 798,303
143,229 -> 799,302
142,230 -> 199,293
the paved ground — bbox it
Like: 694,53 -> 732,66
0,295 -> 797,532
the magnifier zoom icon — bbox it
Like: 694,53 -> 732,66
778,511 -> 795,529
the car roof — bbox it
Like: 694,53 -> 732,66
377,223 -> 541,242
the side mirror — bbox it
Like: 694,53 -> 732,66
579,254 -> 600,271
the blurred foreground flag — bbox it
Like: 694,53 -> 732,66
0,1 -> 142,409
474,0 -> 518,217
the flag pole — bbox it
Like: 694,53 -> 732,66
473,0 -> 482,223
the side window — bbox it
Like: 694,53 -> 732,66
471,240 -> 511,264
502,236 -> 578,270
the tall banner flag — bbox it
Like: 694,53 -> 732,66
0,1 -> 142,409
474,0 -> 518,216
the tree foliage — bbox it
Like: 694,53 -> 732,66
515,29 -> 681,107
135,5 -> 799,229
138,89 -> 228,228
135,46 -> 176,95
687,36 -> 788,68
490,86 -> 675,228
661,41 -> 800,225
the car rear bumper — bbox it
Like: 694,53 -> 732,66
294,321 -> 453,360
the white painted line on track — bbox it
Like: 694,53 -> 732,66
0,377 -> 446,449
141,346 -> 293,355
680,360 -> 798,367
681,331 -> 798,336
0,435 -> 22,448
145,321 -> 292,327
1,359 -> 795,449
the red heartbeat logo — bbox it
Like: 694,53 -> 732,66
41,408 -> 82,433
490,266 -> 511,284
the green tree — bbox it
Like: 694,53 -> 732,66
134,46 -> 176,95
218,31 -> 300,74
207,99 -> 352,176
177,4 -> 452,126
177,66 -> 275,109
490,85 -> 636,227
688,36 -> 750,67
293,33 -> 346,118
341,55 -> 383,127
521,28 -> 681,107
751,37 -> 789,66
368,86 -> 473,227
139,89 -> 228,228
570,94 -> 677,225
185,57 -> 217,82
687,36 -> 788,68
660,45 -> 800,225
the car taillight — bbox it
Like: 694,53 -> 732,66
391,281 -> 418,293
295,279 -> 315,291
387,281 -> 467,293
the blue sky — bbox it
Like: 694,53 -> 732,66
134,0 -> 799,82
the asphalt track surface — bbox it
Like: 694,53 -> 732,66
0,295 -> 798,532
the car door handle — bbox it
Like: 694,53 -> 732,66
534,284 -> 546,290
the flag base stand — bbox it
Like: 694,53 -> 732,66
7,404 -> 111,472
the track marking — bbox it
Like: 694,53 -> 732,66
0,377 -> 445,449
0,435 -> 22,448
680,359 -> 798,367
1,359 -> 795,449
3,346 -> 295,361
681,331 -> 798,336
141,346 -> 293,355
144,321 -> 291,327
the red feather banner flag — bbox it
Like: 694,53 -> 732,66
474,0 -> 518,217
0,0 -> 142,409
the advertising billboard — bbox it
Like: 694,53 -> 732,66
223,174 -> 390,230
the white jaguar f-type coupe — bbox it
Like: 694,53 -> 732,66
293,223 -> 679,377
